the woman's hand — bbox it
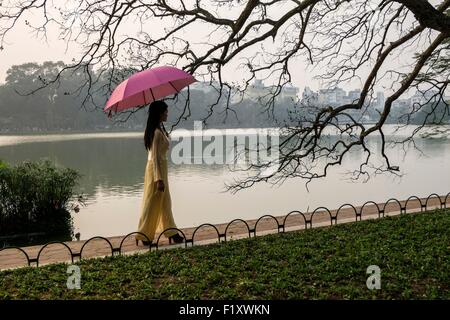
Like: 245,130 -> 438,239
156,180 -> 165,192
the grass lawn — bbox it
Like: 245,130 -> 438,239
0,209 -> 449,299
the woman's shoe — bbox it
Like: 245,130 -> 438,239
168,233 -> 184,244
135,239 -> 151,246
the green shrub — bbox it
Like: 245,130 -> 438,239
0,159 -> 7,170
0,159 -> 83,247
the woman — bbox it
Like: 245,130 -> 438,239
135,100 -> 184,245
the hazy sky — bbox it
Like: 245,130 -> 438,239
0,0 -> 445,98
1,16 -> 324,90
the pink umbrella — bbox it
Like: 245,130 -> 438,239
103,66 -> 197,117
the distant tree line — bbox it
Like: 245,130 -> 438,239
0,62 -> 303,133
0,62 -> 447,134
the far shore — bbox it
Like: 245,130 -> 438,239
1,123 -> 449,138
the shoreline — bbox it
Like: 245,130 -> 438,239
1,123 -> 449,137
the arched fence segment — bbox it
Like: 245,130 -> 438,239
191,224 -> 221,246
404,196 -> 424,213
80,236 -> 115,260
336,204 -> 359,222
382,198 -> 402,216
282,211 -> 307,232
254,215 -> 283,236
224,219 -> 252,241
155,228 -> 187,250
0,247 -> 31,267
360,201 -> 382,219
119,232 -> 152,253
445,193 -> 450,209
311,207 -> 333,226
425,194 -> 443,211
1,192 -> 448,269
36,241 -> 74,267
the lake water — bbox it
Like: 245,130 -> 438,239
0,125 -> 449,240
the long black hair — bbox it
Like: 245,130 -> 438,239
144,100 -> 169,151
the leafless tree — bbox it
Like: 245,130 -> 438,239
1,0 -> 449,193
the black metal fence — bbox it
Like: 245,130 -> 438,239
1,192 -> 449,269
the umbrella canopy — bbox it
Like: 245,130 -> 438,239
103,66 -> 197,117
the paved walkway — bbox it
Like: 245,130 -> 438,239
0,195 -> 448,270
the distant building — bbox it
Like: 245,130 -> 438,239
243,79 -> 299,102
389,89 -> 445,115
375,91 -> 385,111
348,89 -> 361,103
190,80 -> 223,95
194,79 -> 300,104
317,87 -> 346,105
279,83 -> 299,101
410,89 -> 440,107
245,79 -> 268,101
302,87 -> 386,111
392,98 -> 411,113
302,86 -> 319,105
